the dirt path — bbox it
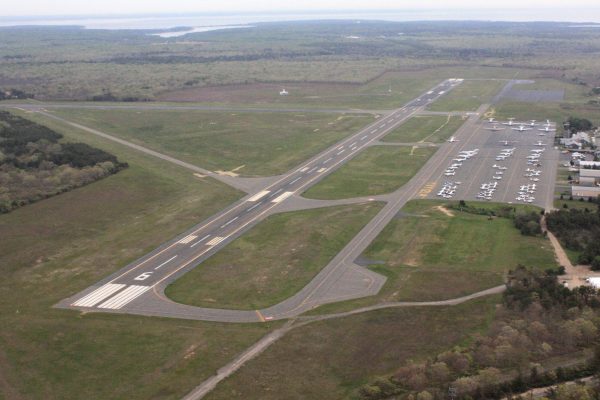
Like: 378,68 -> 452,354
435,205 -> 455,217
542,216 -> 600,288
181,284 -> 506,399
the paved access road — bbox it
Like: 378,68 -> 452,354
55,79 -> 465,322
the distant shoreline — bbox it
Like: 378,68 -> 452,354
2,9 -> 600,29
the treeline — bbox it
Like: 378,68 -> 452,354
546,208 -> 600,268
358,267 -> 600,400
566,116 -> 594,133
0,111 -> 127,213
0,88 -> 33,100
450,201 -> 543,236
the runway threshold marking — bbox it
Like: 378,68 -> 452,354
72,283 -> 126,307
98,285 -> 151,309
247,190 -> 270,202
255,310 -> 266,322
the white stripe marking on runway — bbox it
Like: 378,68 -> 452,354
299,167 -> 309,172
247,190 -> 270,202
220,216 -> 239,228
154,255 -> 177,270
317,167 -> 328,173
190,234 -> 211,247
178,235 -> 197,244
289,176 -> 302,185
72,283 -> 126,307
323,157 -> 333,164
336,150 -> 345,155
271,191 -> 294,203
206,236 -> 227,246
361,135 -> 368,140
98,285 -> 150,309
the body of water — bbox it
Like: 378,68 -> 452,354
1,9 -> 600,31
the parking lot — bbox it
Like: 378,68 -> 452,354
430,118 -> 559,209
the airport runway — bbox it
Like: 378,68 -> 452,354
0,102 -> 387,115
56,79 -> 464,322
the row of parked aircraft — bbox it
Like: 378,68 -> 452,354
485,118 -> 556,134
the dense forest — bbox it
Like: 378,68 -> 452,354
546,208 -> 600,268
0,111 -> 127,213
358,267 -> 600,400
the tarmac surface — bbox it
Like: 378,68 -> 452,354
55,79 -> 467,322
427,119 -> 559,210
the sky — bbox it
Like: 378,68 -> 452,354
2,0 -> 599,17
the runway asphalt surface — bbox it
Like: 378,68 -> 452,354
55,78 -> 468,322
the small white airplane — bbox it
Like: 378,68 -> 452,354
487,117 -> 497,123
279,89 -> 289,96
535,141 -> 546,146
527,120 -> 539,127
485,124 -> 503,131
502,118 -> 517,126
512,125 -> 533,132
447,136 -> 458,143
538,126 -> 556,132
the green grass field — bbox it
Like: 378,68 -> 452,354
206,297 -> 499,400
50,108 -> 375,176
306,200 -> 557,315
0,111 -> 281,399
428,79 -> 506,111
382,115 -> 466,143
491,78 -> 600,130
303,146 -> 437,200
166,202 -> 383,310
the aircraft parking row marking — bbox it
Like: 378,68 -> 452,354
98,285 -> 151,309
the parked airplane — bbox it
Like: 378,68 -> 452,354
512,125 -> 533,132
485,124 -> 503,131
487,117 -> 497,123
535,141 -> 546,146
538,126 -> 556,132
447,136 -> 458,143
502,118 -> 517,126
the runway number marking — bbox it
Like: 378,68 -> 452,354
134,271 -> 153,281
418,182 -> 437,198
